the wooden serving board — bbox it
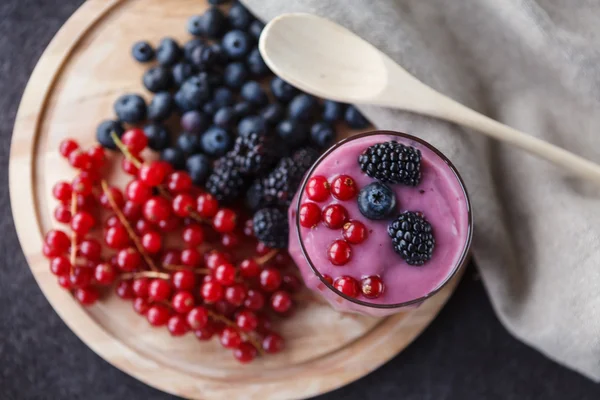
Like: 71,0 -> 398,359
9,0 -> 461,398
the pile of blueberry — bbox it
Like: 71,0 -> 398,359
96,0 -> 369,247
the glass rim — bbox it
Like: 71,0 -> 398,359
294,130 -> 474,309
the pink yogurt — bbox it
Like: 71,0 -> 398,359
288,131 -> 472,317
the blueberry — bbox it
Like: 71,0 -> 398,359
148,92 -> 174,121
186,154 -> 212,185
174,90 -> 195,112
323,100 -> 345,122
202,70 -> 223,87
187,15 -> 204,36
181,110 -> 209,134
213,87 -> 234,108
248,20 -> 264,40
276,119 -> 308,148
192,7 -> 227,39
228,1 -> 253,29
223,62 -> 249,89
203,101 -> 218,116
131,41 -> 154,63
201,126 -> 233,157
114,94 -> 147,124
176,132 -> 201,155
238,115 -> 267,137
179,75 -> 211,109
357,182 -> 396,220
96,120 -> 124,150
144,123 -> 170,151
288,94 -> 318,121
221,30 -> 251,60
310,122 -> 335,149
260,103 -> 284,126
208,43 -> 227,65
191,44 -> 220,71
345,105 -> 369,129
241,81 -> 268,106
213,107 -> 238,129
161,147 -> 186,170
172,62 -> 195,87
183,38 -> 204,62
142,66 -> 172,93
233,101 -> 254,118
270,77 -> 298,103
246,47 -> 269,77
156,38 -> 182,66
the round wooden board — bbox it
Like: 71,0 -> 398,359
9,0 -> 462,398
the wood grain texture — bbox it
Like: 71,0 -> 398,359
9,1 -> 461,399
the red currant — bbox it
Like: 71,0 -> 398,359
123,201 -> 142,220
72,175 -> 93,196
333,276 -> 360,298
239,259 -> 260,278
147,304 -> 170,326
133,297 -> 150,315
143,196 -> 171,223
219,327 -> 242,349
196,193 -> 219,218
322,204 -> 348,229
104,226 -> 129,249
256,315 -> 272,334
125,180 -> 152,204
186,306 -> 209,330
215,300 -> 237,317
139,161 -> 168,187
69,266 -> 93,288
105,215 -> 121,229
135,218 -> 153,235
116,247 -> 142,272
306,176 -> 330,202
181,248 -> 202,267
45,230 -> 70,253
57,275 -> 73,289
322,274 -> 333,285
141,231 -> 162,254
274,251 -> 292,267
361,276 -> 384,299
172,291 -> 195,314
221,233 -> 239,249
161,249 -> 181,266
282,274 -> 303,293
328,240 -> 352,266
205,251 -> 230,270
235,310 -> 258,332
116,280 -> 135,300
172,193 -> 194,217
244,289 -> 265,311
212,208 -> 237,233
214,263 -> 236,286
59,139 -> 79,158
75,287 -> 99,306
68,150 -> 92,170
132,278 -> 150,298
299,202 -> 321,228
167,315 -> 190,336
87,145 -> 106,168
157,216 -> 180,232
122,128 -> 148,154
182,224 -> 204,247
262,333 -> 285,354
260,268 -> 282,292
270,291 -> 293,313
342,220 -> 368,244
94,262 -> 116,285
225,283 -> 247,307
52,181 -> 72,203
172,270 -> 196,291
167,171 -> 192,193
50,256 -> 70,276
122,157 -> 141,176
79,169 -> 100,184
99,186 -> 125,210
255,242 -> 271,256
148,279 -> 171,302
331,175 -> 358,200
194,325 -> 215,341
71,211 -> 95,235
79,239 -> 102,261
54,204 -> 72,224
234,342 -> 257,363
200,281 -> 223,303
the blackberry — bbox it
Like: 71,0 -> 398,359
231,132 -> 278,175
387,212 -> 435,266
358,141 -> 422,186
253,208 -> 288,249
205,155 -> 247,203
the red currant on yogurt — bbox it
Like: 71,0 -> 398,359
361,276 -> 384,299
322,204 -> 348,229
333,276 -> 360,298
342,220 -> 368,244
328,240 -> 352,266
299,202 -> 321,228
306,175 -> 330,201
331,175 -> 358,200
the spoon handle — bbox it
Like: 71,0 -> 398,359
380,63 -> 600,183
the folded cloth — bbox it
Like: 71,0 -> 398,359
242,0 -> 600,381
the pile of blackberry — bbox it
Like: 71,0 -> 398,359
97,0 -> 370,248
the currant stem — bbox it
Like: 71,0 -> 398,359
100,180 -> 159,272
69,191 -> 78,272
208,310 -> 266,356
120,271 -> 170,280
111,132 -> 141,168
255,249 -> 278,266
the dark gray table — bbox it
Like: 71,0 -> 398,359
1,1 -> 599,399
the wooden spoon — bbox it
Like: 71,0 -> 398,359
259,13 -> 600,183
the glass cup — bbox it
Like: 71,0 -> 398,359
288,130 -> 473,317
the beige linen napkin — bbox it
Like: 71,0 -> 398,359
242,0 -> 600,381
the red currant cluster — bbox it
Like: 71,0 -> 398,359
299,175 -> 384,300
43,130 -> 302,363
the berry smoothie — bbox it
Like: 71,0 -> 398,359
288,131 -> 472,317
